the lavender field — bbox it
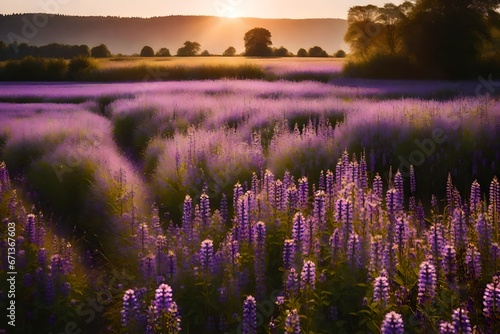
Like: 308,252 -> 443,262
1,78 -> 500,334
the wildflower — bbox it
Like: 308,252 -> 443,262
283,239 -> 296,270
199,239 -> 214,275
417,261 -> 437,305
373,274 -> 390,307
300,260 -> 316,290
483,275 -> 500,331
284,309 -> 301,334
381,311 -> 404,334
452,308 -> 472,334
121,289 -> 137,327
242,295 -> 257,334
439,321 -> 454,334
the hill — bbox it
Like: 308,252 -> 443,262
0,14 -> 348,55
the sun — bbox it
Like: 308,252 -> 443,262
223,8 -> 240,18
214,1 -> 241,18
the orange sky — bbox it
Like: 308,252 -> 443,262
1,0 -> 405,19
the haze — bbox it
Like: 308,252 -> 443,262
0,0 -> 405,19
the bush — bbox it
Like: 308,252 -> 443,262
68,56 -> 97,78
343,54 -> 419,79
1,57 -> 67,81
308,46 -> 328,57
223,46 -> 236,56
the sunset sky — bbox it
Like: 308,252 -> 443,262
1,0 -> 405,19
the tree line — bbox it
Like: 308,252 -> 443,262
344,0 -> 500,79
0,28 -> 346,60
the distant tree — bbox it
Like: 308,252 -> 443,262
176,41 -> 201,56
223,46 -> 236,56
297,48 -> 308,57
308,46 -> 328,57
91,44 -> 111,58
140,46 -> 155,57
244,27 -> 273,56
156,48 -> 171,57
201,50 -> 210,56
273,46 -> 291,57
334,49 -> 346,58
78,45 -> 91,57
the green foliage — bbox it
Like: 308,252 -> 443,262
1,57 -> 68,81
297,48 -> 308,57
343,53 -> 418,79
68,55 -> 97,79
244,27 -> 273,56
273,46 -> 292,57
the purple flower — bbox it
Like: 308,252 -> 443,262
287,185 -> 299,212
417,260 -> 437,305
200,193 -> 210,228
386,188 -> 402,217
254,221 -> 266,297
347,233 -> 362,268
182,195 -> 193,237
313,190 -> 326,230
335,198 -> 353,236
369,235 -> 384,276
275,295 -> 285,306
465,244 -> 481,280
439,321 -> 454,334
373,274 -> 390,307
199,239 -> 214,275
298,176 -> 309,209
470,180 -> 481,214
242,295 -> 257,334
441,244 -> 457,282
452,308 -> 472,334
381,311 -> 404,334
452,208 -> 468,250
284,309 -> 301,334
476,213 -> 492,253
154,283 -> 173,314
292,212 -> 306,252
121,289 -> 137,327
373,173 -> 383,199
300,260 -> 316,290
285,268 -> 299,297
483,275 -> 500,331
329,228 -> 343,263
283,239 -> 296,270
26,214 -> 36,244
428,223 -> 446,264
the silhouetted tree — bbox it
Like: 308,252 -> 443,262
91,44 -> 111,58
177,41 -> 201,56
223,46 -> 236,56
402,0 -> 500,78
244,27 -> 273,56
334,49 -> 346,57
308,46 -> 328,57
273,46 -> 291,57
140,46 -> 155,57
201,50 -> 210,56
297,48 -> 308,57
156,48 -> 171,57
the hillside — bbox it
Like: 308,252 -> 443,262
0,14 -> 348,55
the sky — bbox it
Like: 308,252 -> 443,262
0,0 -> 405,19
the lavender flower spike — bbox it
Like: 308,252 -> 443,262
381,311 -> 404,334
285,309 -> 301,334
242,295 -> 257,334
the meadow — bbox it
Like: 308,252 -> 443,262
1,68 -> 500,334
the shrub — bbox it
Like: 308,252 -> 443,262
156,48 -> 171,57
68,56 -> 97,79
334,49 -> 346,58
308,46 -> 328,57
297,48 -> 308,57
343,54 -> 418,79
91,44 -> 111,58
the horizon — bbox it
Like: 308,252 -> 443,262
0,0 -> 405,20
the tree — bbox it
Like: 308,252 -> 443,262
334,49 -> 346,58
344,5 -> 384,58
297,48 -> 308,57
91,44 -> 111,58
273,46 -> 291,57
308,46 -> 328,57
244,27 -> 273,56
176,41 -> 201,56
223,46 -> 236,56
201,50 -> 210,56
402,0 -> 500,78
140,46 -> 155,57
156,48 -> 171,57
